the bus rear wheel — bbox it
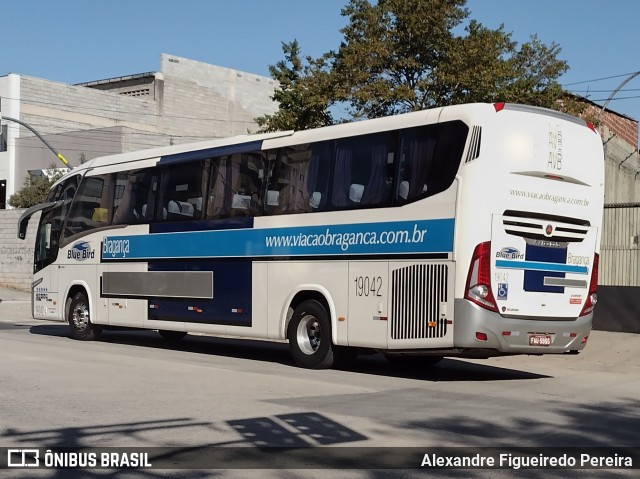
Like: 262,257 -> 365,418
288,300 -> 336,369
68,292 -> 102,341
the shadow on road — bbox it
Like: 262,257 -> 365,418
2,412 -> 370,477
27,324 -> 550,382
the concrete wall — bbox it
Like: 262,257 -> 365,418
13,125 -> 173,179
0,209 -> 38,291
19,76 -> 158,136
158,54 -> 278,138
2,55 -> 278,200
601,125 -> 640,204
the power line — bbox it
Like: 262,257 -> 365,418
562,71 -> 640,87
569,88 -> 640,93
585,95 -> 640,102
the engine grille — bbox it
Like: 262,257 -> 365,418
391,263 -> 449,340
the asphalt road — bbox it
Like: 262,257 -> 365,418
0,288 -> 638,479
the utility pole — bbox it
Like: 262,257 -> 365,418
0,96 -> 69,166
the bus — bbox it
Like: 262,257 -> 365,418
18,103 -> 604,369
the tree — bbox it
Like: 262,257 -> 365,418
255,40 -> 334,132
8,165 -> 66,208
333,0 -> 569,118
258,0 -> 574,128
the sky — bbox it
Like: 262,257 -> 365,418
1,0 -> 639,121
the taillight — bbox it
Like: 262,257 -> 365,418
494,102 -> 506,112
580,253 -> 599,316
465,241 -> 498,312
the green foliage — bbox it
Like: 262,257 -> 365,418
8,165 -> 65,208
258,0 -> 573,130
255,40 -> 334,132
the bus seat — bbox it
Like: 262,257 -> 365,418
189,197 -> 203,213
309,192 -> 321,209
92,207 -> 108,223
398,181 -> 410,200
168,200 -> 194,217
267,190 -> 280,206
231,194 -> 251,210
349,184 -> 364,203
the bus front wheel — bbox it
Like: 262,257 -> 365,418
68,291 -> 102,341
288,300 -> 336,369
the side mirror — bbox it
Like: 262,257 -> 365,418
17,200 -> 63,240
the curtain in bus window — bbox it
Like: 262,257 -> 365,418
230,153 -> 264,216
360,144 -> 389,205
332,147 -> 353,207
207,157 -> 232,219
307,151 -> 319,205
307,141 -> 332,211
112,170 -> 155,225
398,128 -> 437,202
267,147 -> 313,215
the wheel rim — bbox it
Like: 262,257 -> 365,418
72,301 -> 90,331
296,314 -> 321,355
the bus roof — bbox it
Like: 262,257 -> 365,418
52,102 -> 588,186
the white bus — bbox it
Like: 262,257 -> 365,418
18,103 -> 604,369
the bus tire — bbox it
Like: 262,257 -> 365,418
288,300 -> 336,369
158,330 -> 187,343
68,291 -> 102,341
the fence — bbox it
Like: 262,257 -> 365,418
599,203 -> 640,286
593,203 -> 640,333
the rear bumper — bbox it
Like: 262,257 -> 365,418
453,299 -> 592,354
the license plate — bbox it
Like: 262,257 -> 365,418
529,334 -> 552,346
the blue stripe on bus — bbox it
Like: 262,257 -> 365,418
158,140 -> 265,165
495,259 -> 588,275
101,218 -> 455,261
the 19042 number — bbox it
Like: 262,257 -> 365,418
354,276 -> 383,297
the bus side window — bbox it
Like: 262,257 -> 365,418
396,126 -> 436,203
112,169 -> 156,225
395,121 -> 468,204
51,175 -> 80,245
332,133 -> 395,209
229,152 -> 265,217
266,146 -> 313,215
63,174 -> 112,240
158,161 -> 205,222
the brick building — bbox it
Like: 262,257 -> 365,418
0,54 -> 277,208
579,97 -> 640,204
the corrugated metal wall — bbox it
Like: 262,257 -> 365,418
600,204 -> 640,286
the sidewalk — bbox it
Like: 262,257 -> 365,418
0,285 -> 30,302
0,285 -> 32,321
